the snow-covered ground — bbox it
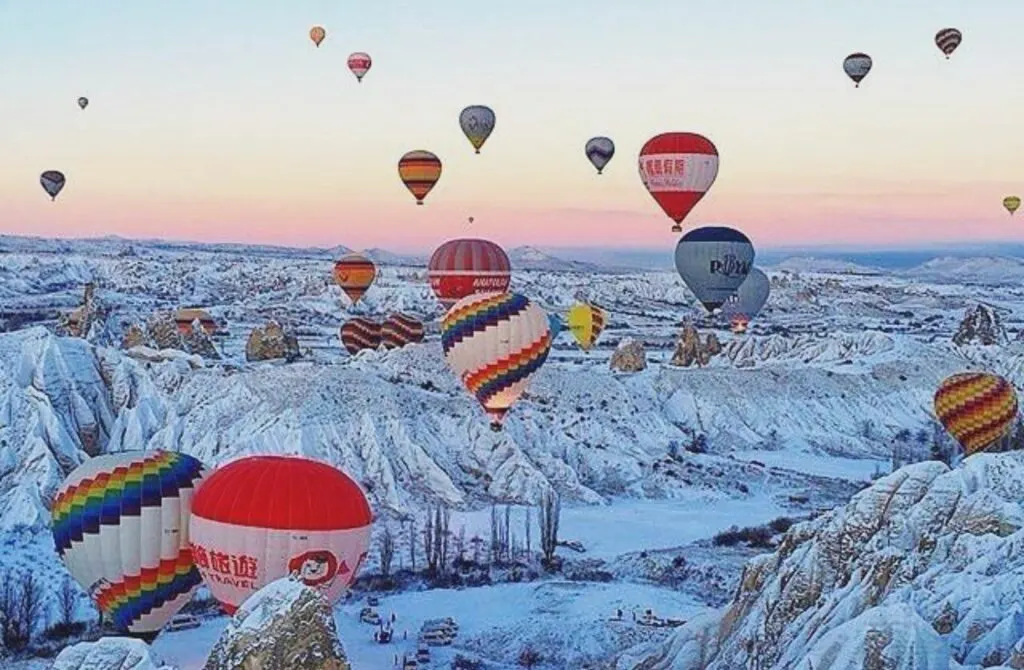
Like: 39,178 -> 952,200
3,234 -> 1024,666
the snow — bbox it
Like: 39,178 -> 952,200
730,449 -> 887,483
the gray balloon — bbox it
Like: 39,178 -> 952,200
40,170 -> 66,200
674,226 -> 755,312
722,267 -> 769,320
459,105 -> 495,154
585,137 -> 614,174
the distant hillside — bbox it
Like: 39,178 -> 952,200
903,255 -> 1024,285
768,256 -> 883,276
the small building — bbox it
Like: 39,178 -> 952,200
173,308 -> 217,336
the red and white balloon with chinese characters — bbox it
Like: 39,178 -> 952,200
189,455 -> 373,613
637,132 -> 719,233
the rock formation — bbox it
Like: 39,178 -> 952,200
57,283 -> 106,339
246,320 -> 301,362
670,325 -> 721,368
617,453 -> 1024,669
609,337 -> 647,372
143,311 -> 219,359
121,323 -> 148,349
205,576 -> 350,670
53,637 -> 169,670
953,304 -> 1008,346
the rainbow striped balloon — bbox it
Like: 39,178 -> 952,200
934,372 -> 1018,456
441,292 -> 551,430
51,451 -> 207,637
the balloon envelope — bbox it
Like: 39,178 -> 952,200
41,170 -> 66,200
638,133 -> 719,232
441,292 -> 551,429
52,450 -> 207,636
459,106 -> 495,154
547,312 -> 564,338
843,53 -> 872,86
567,303 -> 606,351
722,267 -> 770,323
398,151 -> 442,204
674,226 -> 755,312
347,52 -> 372,81
935,28 -> 962,58
934,372 -> 1018,456
585,137 -> 615,174
381,313 -> 424,349
310,26 -> 326,46
189,455 -> 373,614
340,317 -> 382,355
333,253 -> 377,305
77,97 -> 89,110
1004,196 -> 1020,215
428,238 -> 511,309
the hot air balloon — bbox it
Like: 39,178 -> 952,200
722,267 -> 770,332
567,303 -> 606,352
935,28 -> 962,59
468,216 -> 474,224
843,53 -> 872,87
398,151 -> 442,205
1003,196 -> 1020,215
381,313 -> 425,349
441,292 -> 551,430
77,97 -> 89,110
189,455 -> 372,614
428,238 -> 511,310
333,253 -> 377,305
459,106 -> 495,154
347,52 -> 372,82
934,372 -> 1018,456
638,133 -> 719,233
41,170 -> 65,200
340,317 -> 382,355
585,137 -> 615,174
675,226 -> 755,312
52,451 -> 207,640
310,26 -> 326,47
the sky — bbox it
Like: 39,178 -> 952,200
1,0 -> 1023,254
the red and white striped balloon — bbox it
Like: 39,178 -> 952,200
428,238 -> 511,310
340,317 -> 381,355
381,313 -> 424,349
347,52 -> 372,82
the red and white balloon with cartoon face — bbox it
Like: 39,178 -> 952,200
189,455 -> 372,613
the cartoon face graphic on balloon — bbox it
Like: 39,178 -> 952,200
288,550 -> 339,589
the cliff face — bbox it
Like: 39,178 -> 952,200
618,453 -> 1024,669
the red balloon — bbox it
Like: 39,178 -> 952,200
381,313 -> 424,349
189,456 -> 372,614
428,238 -> 511,310
340,317 -> 381,355
638,133 -> 719,232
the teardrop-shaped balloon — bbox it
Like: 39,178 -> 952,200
340,317 -> 382,354
843,53 -> 872,87
52,450 -> 208,638
41,170 -> 66,200
935,28 -> 962,59
347,52 -> 371,82
310,26 -> 326,47
722,267 -> 770,331
547,312 -> 564,339
333,253 -> 377,305
935,372 -> 1018,456
441,292 -> 551,430
77,97 -> 89,110
381,313 -> 425,349
398,150 -> 442,205
638,133 -> 719,233
674,226 -> 755,312
1003,196 -> 1020,215
459,106 -> 495,154
468,216 -> 474,224
585,137 -> 615,175
567,303 -> 606,351
428,238 -> 511,310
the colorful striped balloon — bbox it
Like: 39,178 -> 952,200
567,302 -> 606,351
333,253 -> 377,305
347,52 -> 372,82
51,451 -> 207,638
381,313 -> 424,349
934,372 -> 1018,456
398,150 -> 442,205
340,317 -> 382,355
441,292 -> 551,430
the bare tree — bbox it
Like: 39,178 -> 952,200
524,505 -> 532,556
437,506 -> 451,574
470,535 -> 484,564
56,576 -> 79,626
489,504 -> 499,564
379,525 -> 395,578
455,525 -> 466,563
424,511 -> 437,574
539,489 -> 561,564
504,505 -> 512,562
0,569 -> 46,649
407,518 -> 417,572
518,646 -> 543,668
20,571 -> 46,640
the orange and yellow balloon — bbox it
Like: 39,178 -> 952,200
567,302 -> 606,352
934,372 -> 1018,456
310,26 -> 326,47
332,253 -> 377,305
1004,196 -> 1021,216
398,151 -> 442,205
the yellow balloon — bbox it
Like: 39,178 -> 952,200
1004,196 -> 1021,215
567,302 -> 606,351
